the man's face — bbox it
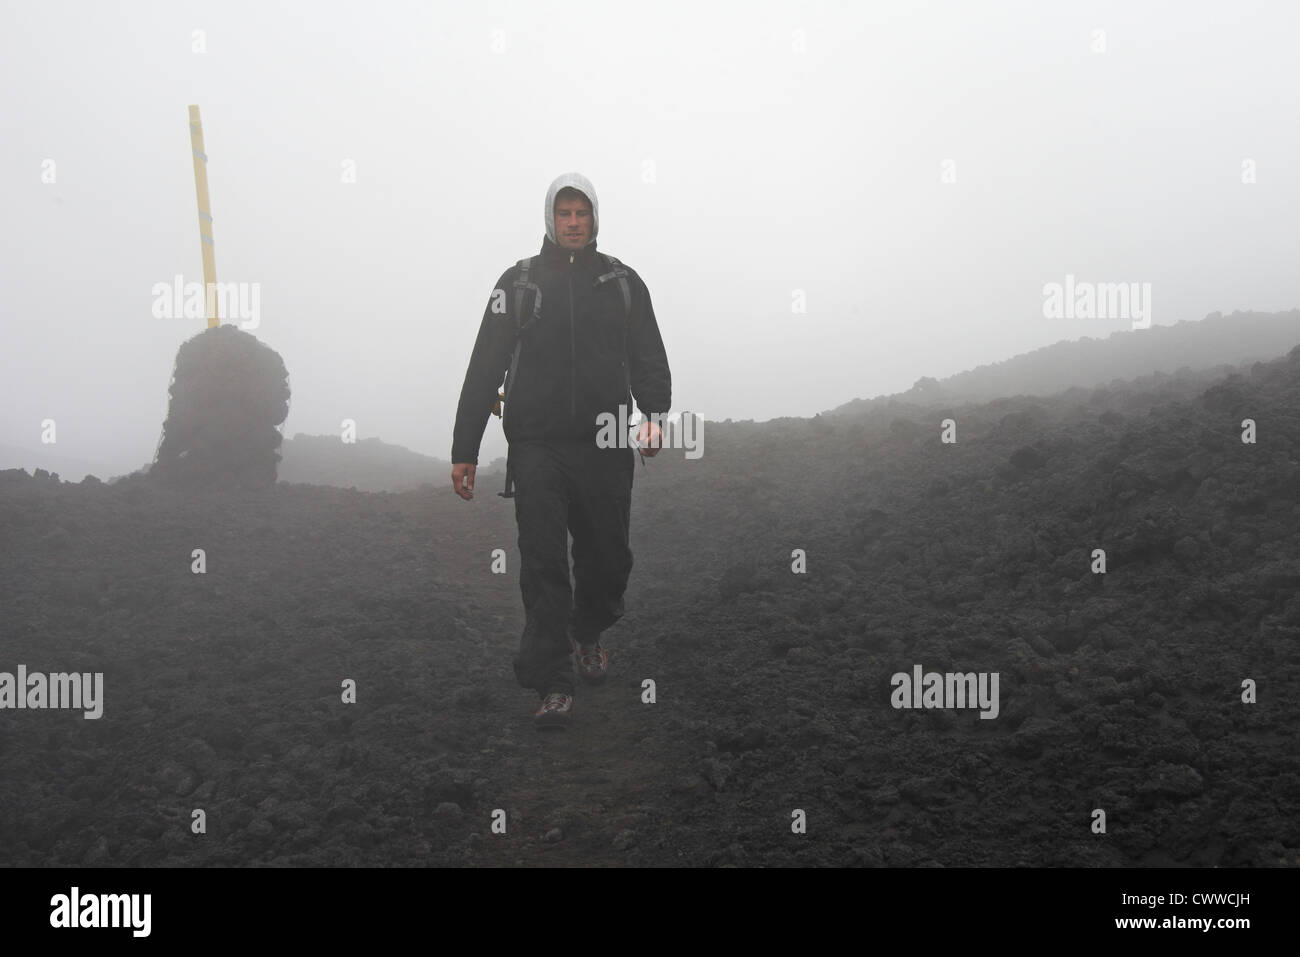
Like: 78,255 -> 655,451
554,194 -> 593,249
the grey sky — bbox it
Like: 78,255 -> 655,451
2,0 -> 1297,478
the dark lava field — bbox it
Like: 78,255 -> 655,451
2,347 -> 1298,867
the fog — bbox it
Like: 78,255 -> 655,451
2,0 -> 1297,479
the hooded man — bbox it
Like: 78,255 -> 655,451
450,172 -> 672,727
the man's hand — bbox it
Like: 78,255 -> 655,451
635,420 -> 663,458
452,463 -> 476,500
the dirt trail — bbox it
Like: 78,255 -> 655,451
2,348 -> 1298,867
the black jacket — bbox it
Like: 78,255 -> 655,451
451,234 -> 671,464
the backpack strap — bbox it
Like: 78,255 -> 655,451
594,254 -> 631,317
512,257 -> 544,334
595,253 -> 646,468
594,253 -> 633,384
498,257 -> 542,498
498,257 -> 542,414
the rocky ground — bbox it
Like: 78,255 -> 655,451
1,347 -> 1298,867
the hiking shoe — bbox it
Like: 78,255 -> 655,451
534,692 -> 573,728
572,638 -> 608,684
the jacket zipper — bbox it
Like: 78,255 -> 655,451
568,252 -> 575,421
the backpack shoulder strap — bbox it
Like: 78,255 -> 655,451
512,257 -> 537,331
497,257 -> 542,496
596,255 -> 637,457
496,257 -> 539,421
595,253 -> 632,317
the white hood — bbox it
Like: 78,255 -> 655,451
544,171 -> 599,246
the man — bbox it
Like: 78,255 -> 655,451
450,172 -> 672,728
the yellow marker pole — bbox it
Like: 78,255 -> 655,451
188,105 -> 219,328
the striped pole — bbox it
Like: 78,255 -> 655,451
188,105 -> 219,328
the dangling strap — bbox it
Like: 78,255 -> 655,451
498,457 -> 515,498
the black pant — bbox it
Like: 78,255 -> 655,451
509,438 -> 635,696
